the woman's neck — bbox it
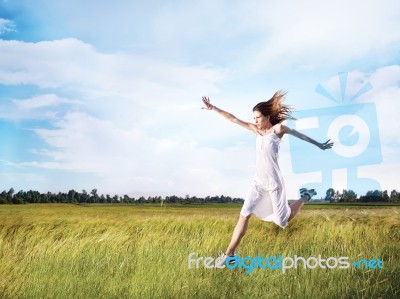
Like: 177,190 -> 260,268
258,124 -> 274,135
260,123 -> 273,132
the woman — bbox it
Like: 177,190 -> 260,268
201,91 -> 333,264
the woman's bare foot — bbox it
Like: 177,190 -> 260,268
288,198 -> 306,222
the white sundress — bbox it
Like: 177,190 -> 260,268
240,131 -> 291,229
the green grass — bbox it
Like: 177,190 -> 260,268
0,204 -> 399,299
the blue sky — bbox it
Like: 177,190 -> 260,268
1,0 -> 400,199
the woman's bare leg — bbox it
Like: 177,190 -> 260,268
224,198 -> 304,256
288,198 -> 306,222
225,215 -> 251,255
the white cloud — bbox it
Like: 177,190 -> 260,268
8,0 -> 400,73
0,38 -> 227,126
0,18 -> 15,35
0,171 -> 45,185
144,0 -> 400,68
232,0 -> 400,71
0,38 -> 237,196
12,94 -> 77,110
10,111 -> 253,197
0,93 -> 80,121
0,37 -> 245,196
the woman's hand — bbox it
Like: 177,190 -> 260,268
202,96 -> 214,110
318,139 -> 334,150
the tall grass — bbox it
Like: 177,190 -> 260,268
0,204 -> 399,298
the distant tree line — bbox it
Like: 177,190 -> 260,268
1,187 -> 399,205
0,188 -> 244,205
324,188 -> 400,203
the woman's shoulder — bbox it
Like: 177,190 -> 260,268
273,123 -> 289,137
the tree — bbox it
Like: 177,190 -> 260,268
41,193 -> 49,203
26,190 -> 40,203
137,196 -> 146,203
12,190 -> 24,204
68,190 -> 77,203
389,190 -> 399,202
80,190 -> 89,204
59,192 -> 67,203
346,190 -> 357,202
99,194 -> 106,204
333,190 -> 341,203
325,188 -> 335,202
7,188 -> 15,202
361,190 -> 383,202
382,190 -> 389,202
0,191 -> 8,204
372,190 -> 382,197
91,189 -> 99,203
122,195 -> 131,203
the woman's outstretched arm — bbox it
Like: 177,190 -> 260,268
202,96 -> 257,133
278,124 -> 333,150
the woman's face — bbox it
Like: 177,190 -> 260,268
253,110 -> 270,130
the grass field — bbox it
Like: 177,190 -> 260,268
0,203 -> 399,299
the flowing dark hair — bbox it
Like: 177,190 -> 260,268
253,90 -> 295,125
